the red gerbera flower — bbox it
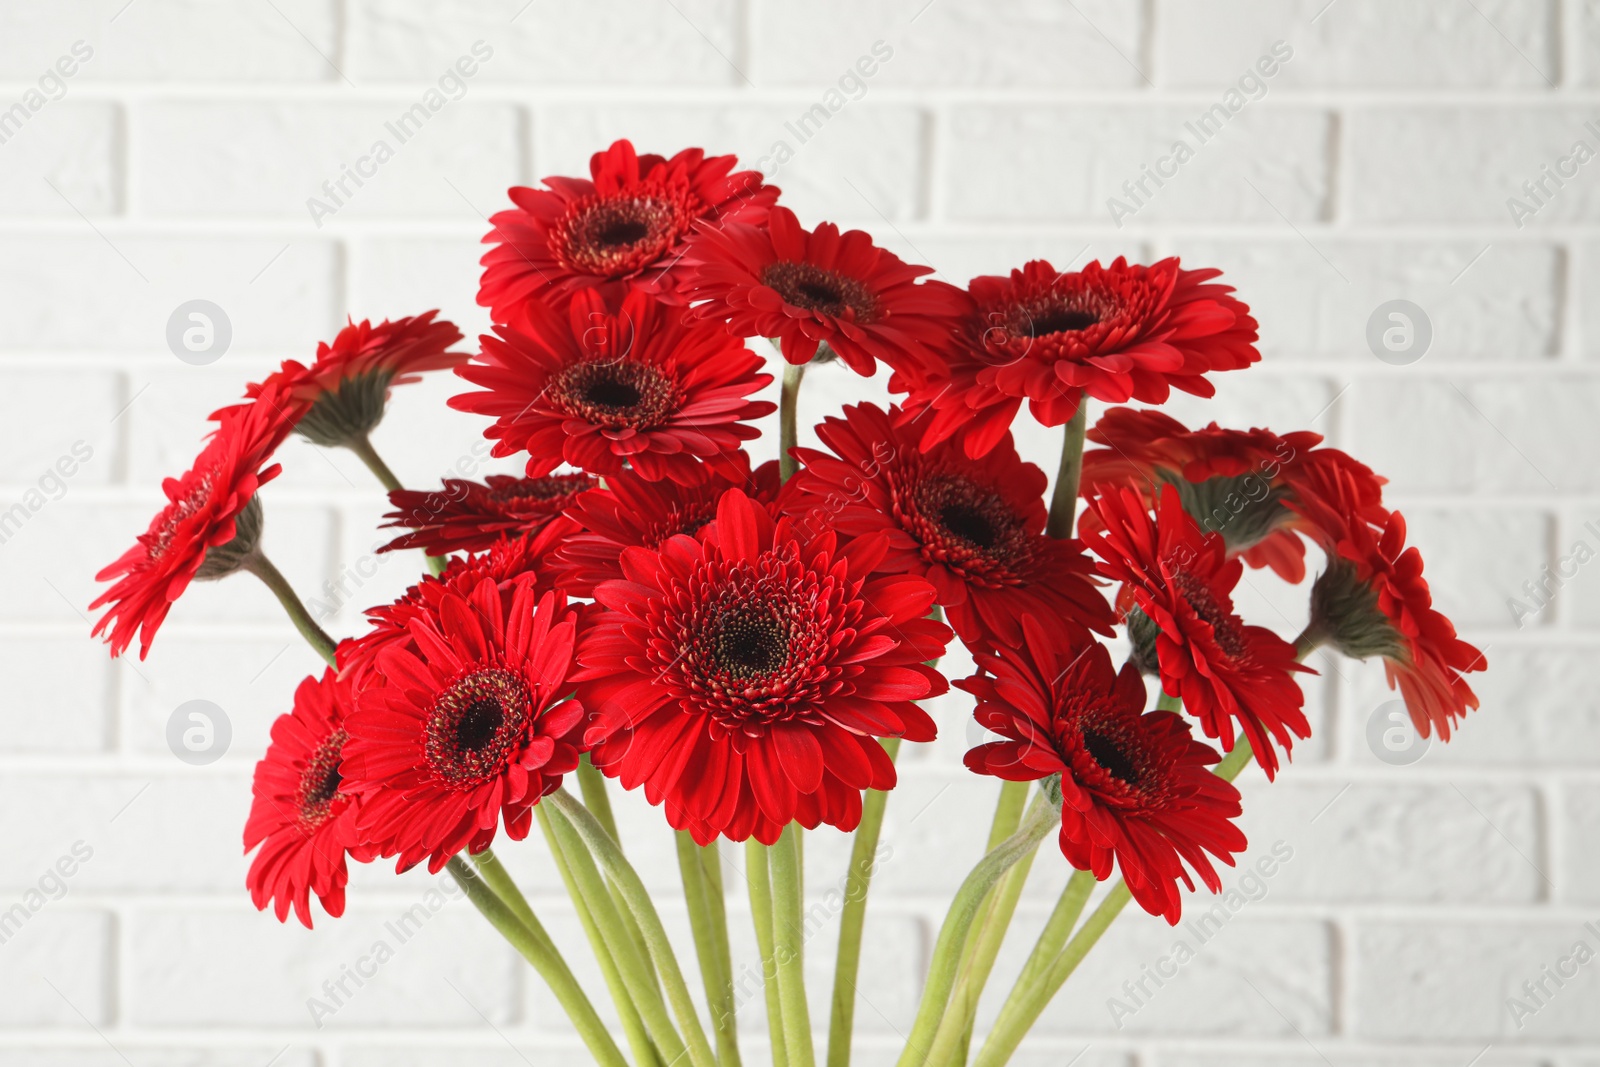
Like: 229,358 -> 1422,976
378,473 -> 596,557
682,205 -> 963,380
244,667 -> 374,927
478,139 -> 777,327
215,311 -> 466,448
92,380 -> 304,658
898,258 -> 1260,458
452,287 -> 775,486
342,575 -> 585,874
1078,407 -> 1384,583
1082,486 -> 1311,779
962,619 -> 1246,924
784,402 -> 1113,649
573,490 -> 952,845
1292,460 -> 1485,741
546,456 -> 781,596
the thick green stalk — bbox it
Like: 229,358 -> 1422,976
575,755 -> 661,996
1044,403 -> 1089,540
769,826 -> 815,1067
825,736 -> 901,1067
346,431 -> 403,492
1008,868 -> 1097,998
894,799 -> 1059,1067
469,848 -> 538,932
678,831 -> 741,1067
779,361 -> 807,482
540,805 -> 680,1067
549,789 -> 718,1067
446,855 -> 628,1067
243,553 -> 338,666
746,838 -> 791,1067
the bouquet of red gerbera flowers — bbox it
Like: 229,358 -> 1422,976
91,140 -> 1486,1067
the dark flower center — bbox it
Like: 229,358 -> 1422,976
1082,727 -> 1139,785
552,189 -> 697,279
761,261 -> 877,323
1027,307 -> 1099,336
938,502 -> 998,549
425,667 -> 532,786
898,471 -> 1031,587
550,359 -> 681,430
1172,569 -> 1249,661
713,607 -> 790,677
296,728 -> 348,829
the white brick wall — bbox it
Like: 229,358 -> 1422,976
0,1 -> 1593,1064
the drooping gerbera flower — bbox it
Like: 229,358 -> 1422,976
214,312 -> 466,449
897,258 -> 1260,458
92,380 -> 305,659
378,472 -> 596,557
244,667 -> 374,927
1078,407 -> 1384,583
784,402 -> 1113,649
962,619 -> 1246,924
341,575 -> 585,874
452,287 -> 775,486
546,456 -> 781,596
573,490 -> 952,845
682,205 -> 963,380
1081,486 -> 1310,779
478,139 -> 777,328
1292,460 -> 1485,741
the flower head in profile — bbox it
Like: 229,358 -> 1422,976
574,490 -> 952,845
215,312 -> 466,449
92,380 -> 304,658
784,402 -> 1113,649
341,576 -> 585,873
378,473 -> 596,557
452,288 -> 775,486
479,139 -> 777,327
244,667 -> 374,927
898,258 -> 1260,458
962,620 -> 1246,924
1082,486 -> 1311,779
683,205 -> 963,380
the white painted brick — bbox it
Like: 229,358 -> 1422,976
349,237 -> 490,341
350,0 -> 741,85
1164,239 -> 1562,361
1153,1053 -> 1544,1067
137,101 -> 524,222
1560,782 -> 1600,904
125,901 -> 521,1027
0,0 -> 340,82
0,235 -> 342,353
889,236 -> 1154,292
539,103 -> 927,223
0,909 -> 113,1027
0,368 -> 121,486
945,106 -> 1333,224
1354,920 -> 1600,1041
1347,107 -> 1600,225
0,638 -> 113,753
0,102 -> 120,217
1564,508 -> 1600,628
1582,241 -> 1600,360
755,0 -> 1144,88
1158,0 -> 1560,88
341,1048 -> 586,1067
1394,507 -> 1551,629
0,1050 -> 318,1067
1584,0 -> 1600,86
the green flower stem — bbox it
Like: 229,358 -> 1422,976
746,837 -> 791,1067
678,831 -> 741,1067
1044,402 -> 1089,540
769,825 -> 816,1067
1007,868 -> 1097,999
446,855 -> 628,1067
575,754 -> 660,996
346,431 -> 403,492
1215,737 -> 1255,782
894,797 -> 1059,1067
779,361 -> 807,483
540,805 -> 679,1067
549,789 -> 718,1067
469,848 -> 539,932
970,881 -> 1132,1067
825,736 -> 900,1067
243,552 -> 338,666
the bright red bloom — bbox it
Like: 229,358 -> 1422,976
682,205 -> 963,380
378,473 -> 596,557
478,140 -> 777,328
962,620 -> 1245,924
574,490 -> 951,845
342,575 -> 585,874
452,288 -> 775,486
547,456 -> 781,596
244,667 -> 374,927
1292,460 -> 1485,740
214,312 -> 466,447
1082,486 -> 1310,779
898,258 -> 1260,458
785,403 -> 1113,649
1078,407 -> 1384,583
92,381 -> 304,658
